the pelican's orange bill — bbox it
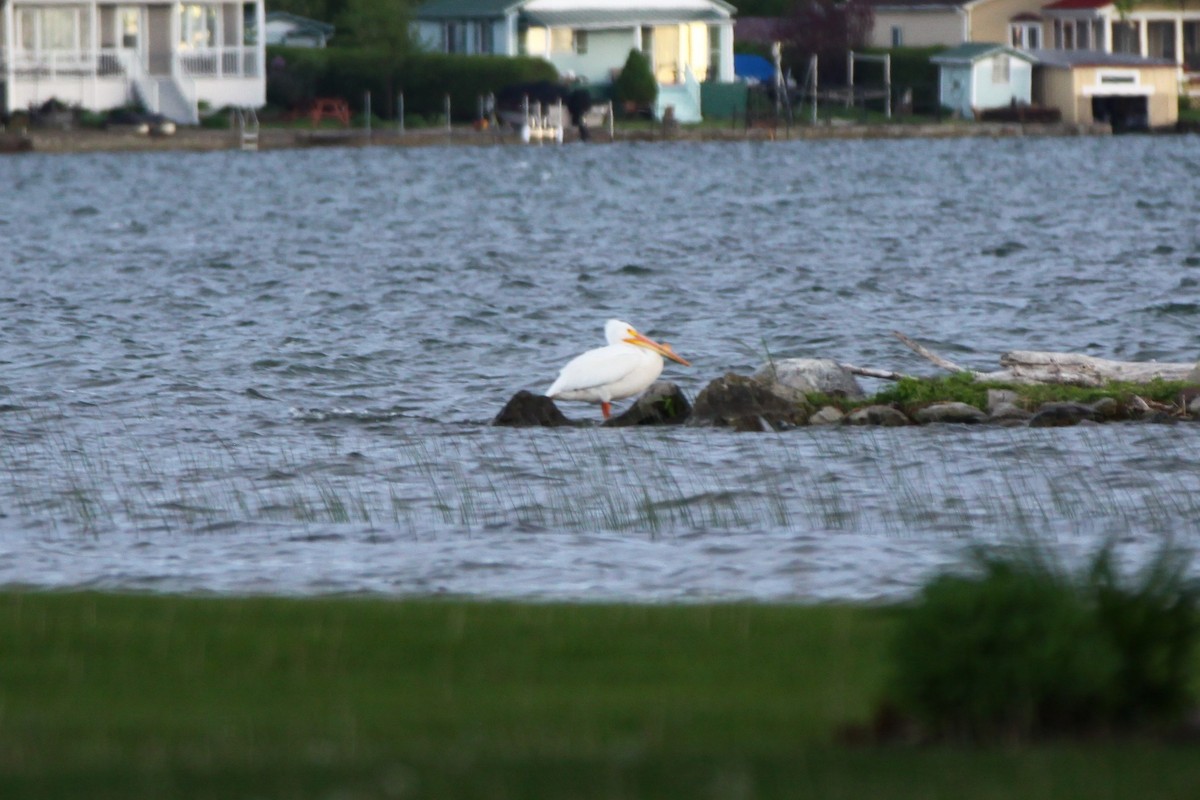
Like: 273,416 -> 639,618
625,330 -> 691,366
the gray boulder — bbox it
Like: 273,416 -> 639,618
809,406 -> 846,426
1088,397 -> 1120,420
914,401 -> 989,425
1027,401 -> 1095,428
845,405 -> 912,427
605,381 -> 691,427
690,373 -> 812,431
990,402 -> 1032,424
754,358 -> 865,399
986,389 -> 1020,414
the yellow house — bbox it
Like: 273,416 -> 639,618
865,0 -> 1051,50
866,0 -> 1199,96
1034,49 -> 1179,128
1040,0 -> 1200,97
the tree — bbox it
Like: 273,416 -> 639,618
337,0 -> 413,56
614,49 -> 657,112
779,0 -> 874,86
336,0 -> 414,118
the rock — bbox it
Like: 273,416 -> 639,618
1088,397 -> 1120,420
809,406 -> 845,426
754,358 -> 865,399
605,381 -> 691,427
990,402 -> 1032,423
914,401 -> 989,425
493,390 -> 573,427
1189,395 -> 1200,417
845,405 -> 912,427
690,372 -> 812,430
1027,401 -> 1095,428
986,389 -> 1020,414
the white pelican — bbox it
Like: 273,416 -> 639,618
546,319 -> 691,419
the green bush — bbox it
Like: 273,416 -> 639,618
266,46 -> 558,121
888,544 -> 1199,741
614,49 -> 657,110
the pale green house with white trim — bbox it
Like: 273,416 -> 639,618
412,0 -> 736,123
932,42 -> 1035,118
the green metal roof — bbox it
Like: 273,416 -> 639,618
523,8 -> 728,26
931,43 -> 1035,65
415,0 -> 525,20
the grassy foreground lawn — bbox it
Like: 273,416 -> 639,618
2,592 -> 1198,799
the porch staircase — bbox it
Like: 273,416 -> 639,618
120,51 -> 197,125
148,77 -> 197,125
654,65 -> 703,124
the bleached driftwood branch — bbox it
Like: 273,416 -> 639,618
840,364 -> 912,382
889,331 -> 1197,387
892,331 -> 967,374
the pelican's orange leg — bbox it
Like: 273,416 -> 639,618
601,401 -> 612,419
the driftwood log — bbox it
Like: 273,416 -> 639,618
838,332 -> 1198,388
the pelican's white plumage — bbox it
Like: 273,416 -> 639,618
546,319 -> 690,419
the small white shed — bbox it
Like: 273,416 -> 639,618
932,43 -> 1036,119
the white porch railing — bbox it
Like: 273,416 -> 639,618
177,47 -> 261,79
7,48 -> 125,79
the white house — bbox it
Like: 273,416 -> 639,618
261,10 -> 334,48
412,0 -> 737,123
1,0 -> 266,123
932,42 -> 1035,117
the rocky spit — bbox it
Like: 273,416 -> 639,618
495,358 -> 1200,430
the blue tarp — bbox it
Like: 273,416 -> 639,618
734,54 -> 775,84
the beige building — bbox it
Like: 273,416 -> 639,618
866,0 -> 1199,96
865,0 -> 1050,50
1034,49 -> 1179,128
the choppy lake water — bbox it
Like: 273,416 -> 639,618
2,135 -> 1199,601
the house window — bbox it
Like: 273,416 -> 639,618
178,4 -> 217,50
1148,21 -> 1176,61
1075,20 -> 1089,50
444,22 -> 467,53
1112,21 -> 1140,55
1063,22 -> 1074,50
522,25 -> 547,57
574,30 -> 587,54
550,28 -> 572,53
1010,23 -> 1040,50
15,6 -> 89,54
473,21 -> 493,54
1099,69 -> 1138,85
891,26 -> 903,47
1185,21 -> 1200,71
120,9 -> 141,50
992,53 -> 1010,83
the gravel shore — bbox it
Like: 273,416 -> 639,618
2,120 -> 1111,155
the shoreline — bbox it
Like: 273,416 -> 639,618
3,119 -> 1116,155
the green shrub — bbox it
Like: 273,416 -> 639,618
266,46 -> 558,121
1089,546 -> 1200,726
887,544 -> 1199,741
614,49 -> 657,110
199,108 -> 232,129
